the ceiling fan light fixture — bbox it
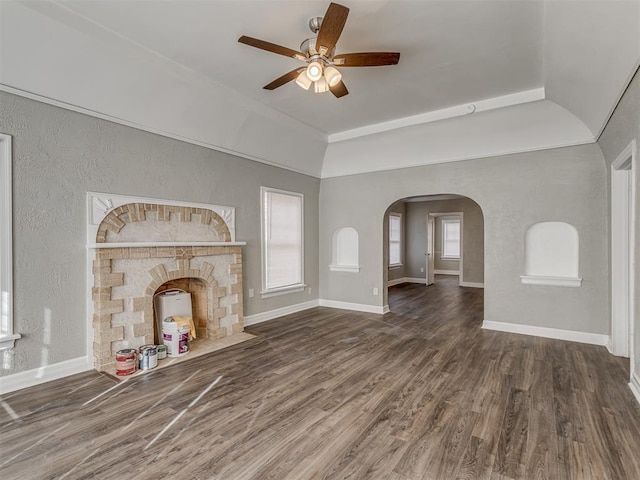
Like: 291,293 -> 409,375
314,77 -> 329,93
295,71 -> 312,90
306,60 -> 324,81
239,2 -> 399,99
324,66 -> 342,87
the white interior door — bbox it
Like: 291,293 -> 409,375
426,214 -> 435,286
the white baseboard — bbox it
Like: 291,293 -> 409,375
482,320 -> 609,346
318,299 -> 386,314
383,304 -> 390,314
387,278 -> 407,287
629,373 -> 640,405
0,356 -> 92,395
387,277 -> 426,287
606,339 -> 615,355
434,269 -> 459,275
244,300 -> 319,326
387,277 -> 482,288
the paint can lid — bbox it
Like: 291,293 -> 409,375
116,348 -> 137,355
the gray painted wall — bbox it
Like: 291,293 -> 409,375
404,198 -> 484,282
598,67 -> 640,376
0,92 -> 320,376
319,143 -> 608,334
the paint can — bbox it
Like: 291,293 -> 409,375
162,318 -> 190,357
115,348 -> 137,376
138,345 -> 158,370
156,344 -> 167,360
178,326 -> 190,355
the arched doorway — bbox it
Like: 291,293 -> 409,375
382,194 -> 485,313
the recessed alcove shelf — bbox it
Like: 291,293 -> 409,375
521,221 -> 582,288
329,265 -> 361,273
520,275 -> 582,287
330,227 -> 360,273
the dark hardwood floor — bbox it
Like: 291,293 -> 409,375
1,275 -> 639,479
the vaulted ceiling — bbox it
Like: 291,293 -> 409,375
1,1 -> 639,177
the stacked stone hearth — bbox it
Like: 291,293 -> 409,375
91,201 -> 243,371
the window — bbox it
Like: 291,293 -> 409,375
0,134 -> 18,350
442,218 -> 461,259
261,187 -> 304,297
389,213 -> 402,267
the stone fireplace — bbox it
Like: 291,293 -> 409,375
87,193 -> 245,371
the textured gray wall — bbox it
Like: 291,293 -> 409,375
319,144 -> 608,334
598,67 -> 640,376
404,198 -> 484,282
0,92 -> 320,376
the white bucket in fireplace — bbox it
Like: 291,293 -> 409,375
162,318 -> 190,357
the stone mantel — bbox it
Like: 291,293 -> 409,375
88,241 -> 246,249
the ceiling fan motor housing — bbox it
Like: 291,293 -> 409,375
308,16 -> 323,34
300,38 -> 335,62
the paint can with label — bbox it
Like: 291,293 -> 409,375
162,318 -> 190,357
138,345 -> 158,370
115,348 -> 137,376
178,326 -> 190,355
156,344 -> 167,360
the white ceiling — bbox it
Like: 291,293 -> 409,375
1,0 -> 639,177
54,0 -> 545,135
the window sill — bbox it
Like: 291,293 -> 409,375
329,265 -> 360,273
0,333 -> 21,350
441,256 -> 460,260
261,284 -> 307,298
520,275 -> 582,288
389,264 -> 403,269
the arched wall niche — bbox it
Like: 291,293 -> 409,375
521,221 -> 582,287
330,227 -> 360,272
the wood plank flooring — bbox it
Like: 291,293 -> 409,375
1,275 -> 639,479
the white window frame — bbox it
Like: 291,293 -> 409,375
0,134 -> 19,350
441,218 -> 461,260
388,213 -> 403,268
260,186 -> 305,298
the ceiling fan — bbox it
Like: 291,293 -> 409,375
238,2 -> 400,98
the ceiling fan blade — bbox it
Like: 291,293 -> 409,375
238,35 -> 305,60
332,52 -> 400,67
330,80 -> 349,98
316,3 -> 350,56
263,68 -> 305,90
